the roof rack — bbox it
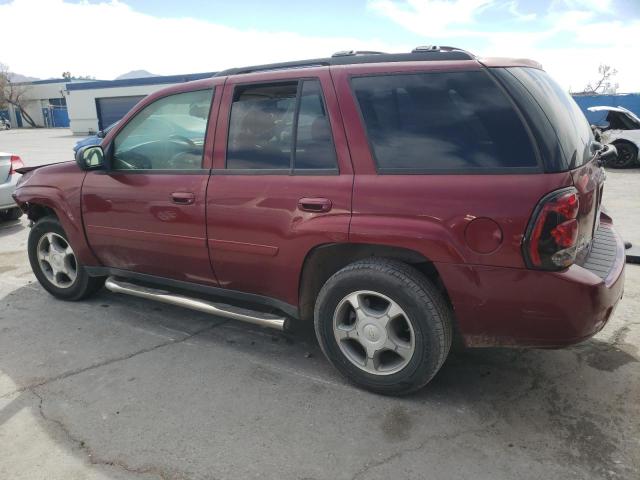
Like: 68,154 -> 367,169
214,46 -> 474,77
332,50 -> 387,57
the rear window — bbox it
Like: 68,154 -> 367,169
507,67 -> 593,169
351,71 -> 538,172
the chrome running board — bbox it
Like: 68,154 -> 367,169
105,276 -> 288,330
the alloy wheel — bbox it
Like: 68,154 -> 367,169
36,232 -> 78,288
333,290 -> 415,375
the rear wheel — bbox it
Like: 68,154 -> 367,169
28,217 -> 105,300
608,141 -> 638,168
314,259 -> 452,395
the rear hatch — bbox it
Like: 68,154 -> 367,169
494,66 -> 606,265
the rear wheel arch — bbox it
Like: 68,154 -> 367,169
298,243 -> 453,323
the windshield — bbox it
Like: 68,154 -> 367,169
508,67 -> 594,169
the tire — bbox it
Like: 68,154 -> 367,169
28,216 -> 105,300
608,141 -> 638,168
1,207 -> 23,221
314,258 -> 453,395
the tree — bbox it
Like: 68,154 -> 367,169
583,64 -> 619,95
0,62 -> 38,127
62,71 -> 95,80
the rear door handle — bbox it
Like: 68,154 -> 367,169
171,192 -> 196,205
298,197 -> 332,213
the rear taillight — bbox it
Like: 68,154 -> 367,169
9,155 -> 24,175
523,187 -> 580,270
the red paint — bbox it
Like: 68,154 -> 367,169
13,57 -> 625,349
465,218 -> 503,254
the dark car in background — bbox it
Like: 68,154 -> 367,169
73,122 -> 118,153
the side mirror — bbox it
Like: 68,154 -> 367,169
75,145 -> 105,170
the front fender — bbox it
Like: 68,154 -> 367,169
14,162 -> 100,267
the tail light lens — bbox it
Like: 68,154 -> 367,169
523,188 -> 580,270
9,155 -> 24,175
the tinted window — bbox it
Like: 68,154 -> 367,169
352,71 -> 538,172
227,82 -> 297,170
113,89 -> 212,170
227,80 -> 337,171
508,67 -> 593,169
294,81 -> 338,170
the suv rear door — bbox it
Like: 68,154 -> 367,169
206,68 -> 353,307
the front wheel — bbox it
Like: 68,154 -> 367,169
608,142 -> 638,168
28,217 -> 105,300
314,259 -> 453,395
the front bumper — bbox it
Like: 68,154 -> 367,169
436,223 -> 626,348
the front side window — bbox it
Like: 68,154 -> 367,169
352,71 -> 538,172
112,89 -> 213,170
226,80 -> 337,171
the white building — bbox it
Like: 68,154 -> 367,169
2,72 -> 214,134
1,78 -> 91,129
65,73 -> 213,134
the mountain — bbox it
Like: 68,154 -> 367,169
7,72 -> 39,82
115,70 -> 158,80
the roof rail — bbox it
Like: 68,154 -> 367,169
332,50 -> 387,57
214,47 -> 475,77
412,45 -> 476,57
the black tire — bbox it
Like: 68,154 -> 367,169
314,258 -> 453,395
1,207 -> 23,221
608,141 -> 638,168
28,216 -> 105,300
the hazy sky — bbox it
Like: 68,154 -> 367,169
1,0 -> 639,91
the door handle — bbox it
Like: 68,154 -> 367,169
171,192 -> 196,205
298,197 -> 332,213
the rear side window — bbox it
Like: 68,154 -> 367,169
352,71 -> 538,172
507,67 -> 593,169
227,80 -> 338,171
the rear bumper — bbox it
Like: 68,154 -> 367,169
436,223 -> 626,347
0,174 -> 19,210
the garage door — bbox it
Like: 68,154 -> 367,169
96,95 -> 146,131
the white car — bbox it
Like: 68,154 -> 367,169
0,152 -> 23,221
588,106 -> 640,168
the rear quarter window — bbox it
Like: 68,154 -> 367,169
506,67 -> 594,169
351,71 -> 539,173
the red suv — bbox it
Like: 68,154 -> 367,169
14,47 -> 625,394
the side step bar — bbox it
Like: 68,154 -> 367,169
105,276 -> 288,331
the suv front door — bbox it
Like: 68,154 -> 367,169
82,85 -> 220,285
206,70 -> 353,308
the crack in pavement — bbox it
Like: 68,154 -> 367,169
31,389 -> 178,480
350,421 -> 499,480
22,321 -> 227,480
0,321 -> 225,400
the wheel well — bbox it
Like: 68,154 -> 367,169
612,139 -> 639,152
298,243 -> 451,322
24,203 -> 57,222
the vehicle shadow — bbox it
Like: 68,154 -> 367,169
0,284 -> 637,479
0,218 -> 25,238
